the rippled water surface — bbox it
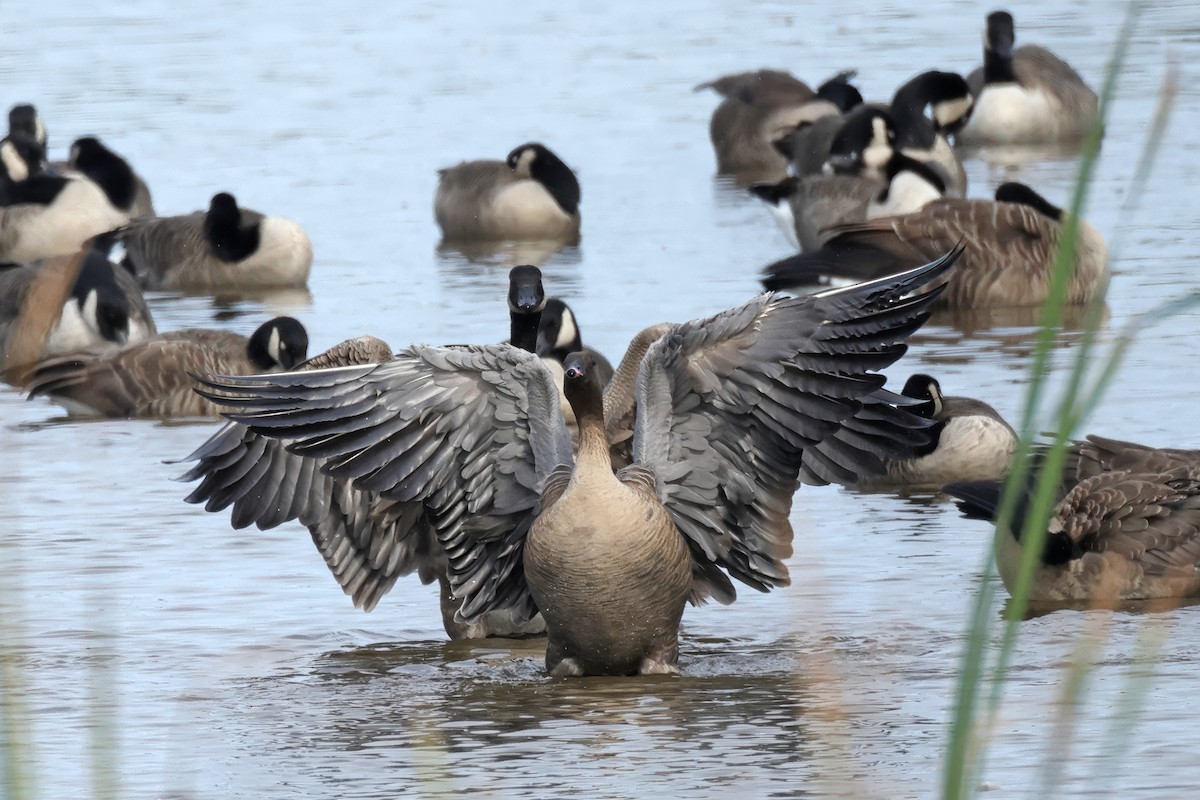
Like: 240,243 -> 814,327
4,1 -> 1200,797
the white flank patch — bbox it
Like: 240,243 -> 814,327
958,85 -> 1060,145
868,171 -> 942,218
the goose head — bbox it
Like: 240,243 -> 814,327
983,11 -> 1018,84
203,192 -> 261,262
506,143 -> 581,216
7,104 -> 46,157
68,136 -> 137,211
994,182 -> 1062,221
562,350 -> 605,423
826,107 -> 896,177
507,264 -> 546,351
248,316 -> 309,372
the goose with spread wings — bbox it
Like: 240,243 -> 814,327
187,250 -> 958,676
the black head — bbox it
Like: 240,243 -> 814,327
747,176 -> 799,206
8,104 -> 46,153
892,71 -> 974,136
247,316 -> 309,371
204,192 -> 261,262
507,265 -> 546,314
817,71 -> 864,113
71,249 -> 134,344
994,182 -> 1062,221
986,11 -> 1016,60
68,136 -> 137,211
562,349 -> 604,421
536,297 -> 581,358
506,142 -> 581,216
827,106 -> 894,175
901,373 -> 944,419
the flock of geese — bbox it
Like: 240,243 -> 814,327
4,9 -> 1199,676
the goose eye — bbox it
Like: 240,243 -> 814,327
566,367 -> 583,379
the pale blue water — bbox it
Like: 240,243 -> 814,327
2,1 -> 1199,798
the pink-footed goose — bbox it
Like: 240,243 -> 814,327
186,250 -> 959,676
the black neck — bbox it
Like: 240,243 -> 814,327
76,149 -> 136,211
0,173 -> 66,205
530,153 -> 580,216
510,309 -> 541,353
875,152 -> 945,202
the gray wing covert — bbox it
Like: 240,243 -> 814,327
191,344 -> 573,626
633,251 -> 957,603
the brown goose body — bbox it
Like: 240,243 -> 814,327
120,194 -> 313,292
699,69 -> 841,185
961,45 -> 1098,145
947,438 -> 1200,604
435,144 -> 581,242
762,187 -> 1108,309
864,375 -> 1016,489
526,363 -> 692,676
27,317 -> 307,418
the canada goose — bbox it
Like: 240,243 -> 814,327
774,71 -> 970,197
751,107 -> 946,252
7,104 -> 46,159
958,11 -> 1099,146
536,298 -> 614,384
0,245 -> 155,384
188,251 -> 957,675
944,458 -> 1200,604
117,192 -> 313,292
0,136 -> 131,262
434,143 -> 581,243
66,137 -> 154,218
699,69 -> 854,184
27,316 -> 307,418
179,266 -> 555,640
858,374 -> 1016,488
762,181 -> 1108,309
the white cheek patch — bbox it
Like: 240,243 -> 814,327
556,308 -> 578,349
34,117 -> 46,146
934,97 -> 973,129
267,325 -> 282,364
515,148 -> 537,175
862,118 -> 892,172
2,141 -> 29,182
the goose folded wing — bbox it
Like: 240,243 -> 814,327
1060,469 -> 1200,575
633,250 -> 957,602
192,344 -> 573,625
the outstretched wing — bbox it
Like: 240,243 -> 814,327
179,335 -> 425,612
634,250 -> 957,602
191,344 -> 573,625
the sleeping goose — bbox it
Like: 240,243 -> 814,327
762,181 -> 1108,309
65,137 -> 154,218
435,143 -> 581,243
859,373 -> 1016,488
944,446 -> 1200,604
0,135 -> 131,262
179,266 -> 554,640
0,245 -> 155,384
958,10 -> 1099,146
118,192 -> 313,291
27,316 -> 307,418
752,106 -> 947,252
187,250 -> 958,676
699,70 -> 857,185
